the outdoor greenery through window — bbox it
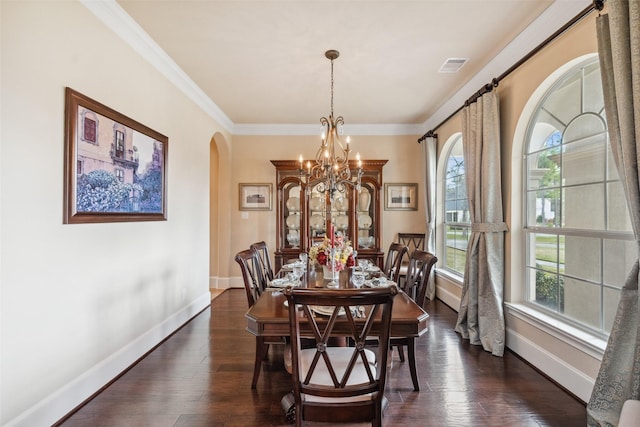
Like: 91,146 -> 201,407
443,135 -> 469,276
524,57 -> 634,336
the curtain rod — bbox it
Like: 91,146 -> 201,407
418,0 -> 605,143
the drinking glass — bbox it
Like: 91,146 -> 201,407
352,272 -> 365,289
292,264 -> 305,281
299,252 -> 308,264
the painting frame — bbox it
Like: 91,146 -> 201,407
384,183 -> 418,211
239,183 -> 272,211
63,87 -> 168,224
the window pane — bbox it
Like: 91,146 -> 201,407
563,236 -> 600,282
582,62 -> 604,113
527,190 -> 560,227
603,286 -> 621,333
562,184 -> 604,229
603,239 -> 636,288
607,139 -> 619,181
532,269 -> 561,311
543,73 -> 582,124
562,136 -> 606,187
527,148 -> 561,190
607,181 -> 633,232
563,277 -> 601,329
530,233 -> 559,273
445,225 -> 468,274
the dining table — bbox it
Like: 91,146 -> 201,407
244,261 -> 430,388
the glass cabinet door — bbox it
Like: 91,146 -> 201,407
356,183 -> 375,250
307,185 -> 353,243
283,183 -> 302,249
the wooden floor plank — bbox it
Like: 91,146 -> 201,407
58,289 -> 586,426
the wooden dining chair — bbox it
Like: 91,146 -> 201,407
383,242 -> 408,284
283,286 -> 398,426
397,233 -> 426,255
391,249 -> 438,391
234,249 -> 264,308
235,248 -> 286,388
396,233 -> 426,283
250,241 -> 274,292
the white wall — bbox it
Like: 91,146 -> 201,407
0,2 -> 223,425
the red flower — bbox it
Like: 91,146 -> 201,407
346,255 -> 355,267
316,251 -> 327,266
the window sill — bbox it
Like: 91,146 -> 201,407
434,268 -> 463,286
505,302 -> 606,360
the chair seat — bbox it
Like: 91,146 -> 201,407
299,347 -> 377,404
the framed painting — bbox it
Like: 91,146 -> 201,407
63,88 -> 168,224
384,183 -> 418,211
239,183 -> 272,211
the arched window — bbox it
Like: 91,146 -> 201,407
523,57 -> 634,336
442,134 -> 469,276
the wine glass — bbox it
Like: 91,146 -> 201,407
292,264 -> 305,282
299,252 -> 308,265
352,272 -> 365,289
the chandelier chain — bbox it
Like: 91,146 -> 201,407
330,57 -> 334,117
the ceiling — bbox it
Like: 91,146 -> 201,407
106,0 -> 591,135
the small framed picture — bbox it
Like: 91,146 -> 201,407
239,183 -> 272,211
384,183 -> 418,211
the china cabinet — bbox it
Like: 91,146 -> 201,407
271,160 -> 386,271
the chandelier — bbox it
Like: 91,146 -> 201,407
298,49 -> 362,198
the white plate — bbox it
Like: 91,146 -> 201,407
311,306 -> 346,316
269,278 -> 296,288
365,279 -> 394,288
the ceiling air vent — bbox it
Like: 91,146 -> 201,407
439,58 -> 468,73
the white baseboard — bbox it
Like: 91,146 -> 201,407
506,327 -> 595,402
435,285 -> 460,311
209,275 -> 240,290
5,292 -> 211,427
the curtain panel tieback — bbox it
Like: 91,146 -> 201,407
471,222 -> 508,233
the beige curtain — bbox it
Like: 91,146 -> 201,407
454,90 -> 508,357
587,2 -> 640,425
420,135 -> 437,300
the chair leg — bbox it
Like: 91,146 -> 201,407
408,337 -> 419,391
396,344 -> 405,362
252,337 -> 266,389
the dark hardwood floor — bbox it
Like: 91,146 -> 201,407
59,289 -> 587,426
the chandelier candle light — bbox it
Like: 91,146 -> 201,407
297,49 -> 363,200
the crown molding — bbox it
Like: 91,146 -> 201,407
233,123 -> 423,136
80,0 -> 235,133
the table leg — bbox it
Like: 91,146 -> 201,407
252,337 -> 268,389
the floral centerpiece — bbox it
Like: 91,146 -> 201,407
309,230 -> 355,278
